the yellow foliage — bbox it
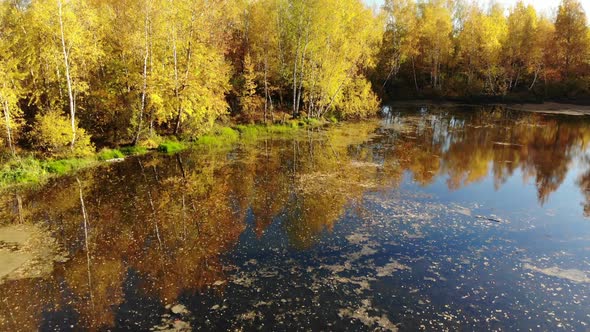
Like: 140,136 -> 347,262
338,76 -> 380,119
32,111 -> 94,157
240,53 -> 264,121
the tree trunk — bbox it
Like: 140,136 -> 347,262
319,80 -> 345,118
76,177 -> 94,308
58,0 -> 76,149
148,40 -> 155,136
133,2 -> 150,145
172,24 -> 182,135
16,194 -> 24,224
292,36 -> 300,117
412,57 -> 419,92
529,66 -> 540,91
2,90 -> 15,156
296,38 -> 308,116
263,56 -> 269,124
513,67 -> 521,91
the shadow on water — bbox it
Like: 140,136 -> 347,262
1,105 -> 590,330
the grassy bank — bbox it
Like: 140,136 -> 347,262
0,121 -> 325,190
0,146 -> 149,189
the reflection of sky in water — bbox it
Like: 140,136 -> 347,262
1,105 -> 590,330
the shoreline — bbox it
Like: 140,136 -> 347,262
388,100 -> 590,116
3,99 -> 589,192
0,121 -> 323,191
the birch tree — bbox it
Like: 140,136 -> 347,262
26,0 -> 102,154
0,1 -> 24,156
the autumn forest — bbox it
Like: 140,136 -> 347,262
0,0 -> 589,159
5,1 -> 590,329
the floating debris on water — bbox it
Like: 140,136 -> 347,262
523,263 -> 590,284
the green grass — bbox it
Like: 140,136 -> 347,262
287,120 -> 304,128
0,156 -> 96,188
304,117 -> 322,126
43,158 -> 95,175
97,148 -> 125,161
235,125 -> 265,140
157,140 -> 187,153
120,145 -> 148,156
0,120 -> 326,189
195,126 -> 241,148
267,124 -> 299,134
196,135 -> 221,146
217,126 -> 240,141
0,157 -> 45,186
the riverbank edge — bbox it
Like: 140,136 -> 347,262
5,99 -> 587,191
389,100 -> 590,116
0,120 -> 329,191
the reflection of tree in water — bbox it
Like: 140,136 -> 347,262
0,123 -> 385,329
381,107 -> 590,207
3,107 -> 590,329
576,155 -> 590,217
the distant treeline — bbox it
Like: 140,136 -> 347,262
375,0 -> 590,103
0,0 -> 588,157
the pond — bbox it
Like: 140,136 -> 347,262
1,105 -> 590,331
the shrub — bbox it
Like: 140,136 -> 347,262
137,133 -> 163,149
337,76 -> 380,119
32,111 -> 95,158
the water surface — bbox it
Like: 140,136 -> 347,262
1,105 -> 590,331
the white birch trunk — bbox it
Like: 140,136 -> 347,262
58,0 -> 76,149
